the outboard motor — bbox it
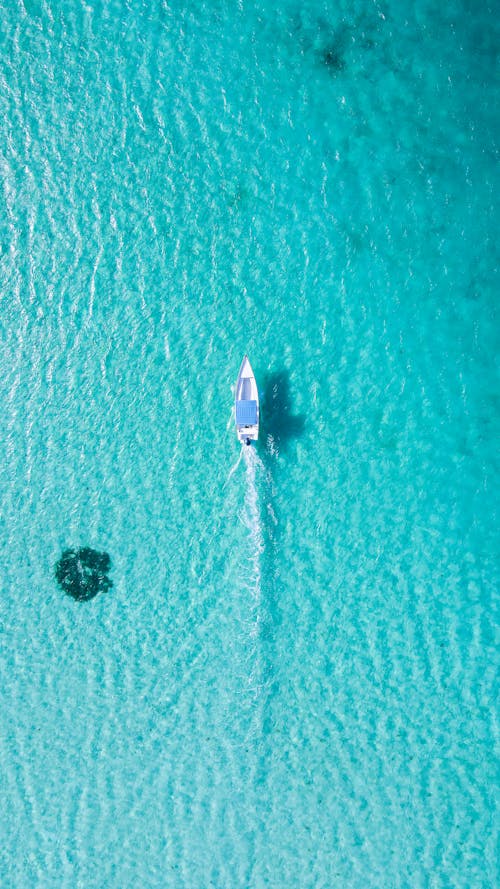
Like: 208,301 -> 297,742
245,437 -> 251,446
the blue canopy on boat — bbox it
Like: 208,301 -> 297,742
236,400 -> 257,425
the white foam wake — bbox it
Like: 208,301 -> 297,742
226,444 -> 268,714
242,445 -> 265,626
224,447 -> 243,487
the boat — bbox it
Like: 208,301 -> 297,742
235,355 -> 259,445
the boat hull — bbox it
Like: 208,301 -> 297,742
235,356 -> 259,444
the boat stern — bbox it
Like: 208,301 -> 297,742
237,424 -> 259,445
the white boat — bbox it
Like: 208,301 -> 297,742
235,355 -> 259,445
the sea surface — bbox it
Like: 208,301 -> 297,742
0,1 -> 498,886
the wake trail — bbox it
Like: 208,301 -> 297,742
242,446 -> 264,604
241,447 -> 266,721
226,445 -> 270,717
224,447 -> 244,487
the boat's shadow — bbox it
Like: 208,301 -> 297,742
260,370 -> 306,455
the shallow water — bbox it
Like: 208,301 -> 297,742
0,1 -> 498,886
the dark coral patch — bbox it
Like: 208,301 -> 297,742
321,45 -> 345,72
55,547 -> 112,601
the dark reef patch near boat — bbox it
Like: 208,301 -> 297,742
288,10 -> 383,78
55,547 -> 112,602
318,21 -> 351,75
321,43 -> 346,73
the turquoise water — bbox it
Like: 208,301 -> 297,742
0,0 -> 498,885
